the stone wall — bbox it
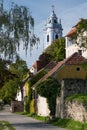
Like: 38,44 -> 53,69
65,100 -> 87,122
10,101 -> 24,112
62,79 -> 87,98
56,79 -> 87,120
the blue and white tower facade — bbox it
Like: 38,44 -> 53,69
44,6 -> 63,48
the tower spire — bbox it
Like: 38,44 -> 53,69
44,6 -> 63,48
51,5 -> 54,13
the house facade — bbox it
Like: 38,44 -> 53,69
66,19 -> 87,58
55,52 -> 87,119
33,52 -> 87,117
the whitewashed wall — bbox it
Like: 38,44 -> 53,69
66,33 -> 87,58
37,95 -> 50,116
29,66 -> 37,75
16,91 -> 22,101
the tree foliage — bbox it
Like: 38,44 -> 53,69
0,78 -> 19,103
9,56 -> 28,80
76,19 -> 87,49
0,0 -> 39,59
36,77 -> 61,116
9,56 -> 28,100
45,38 -> 65,61
0,56 -> 28,103
0,59 -> 16,88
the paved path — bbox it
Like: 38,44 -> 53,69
0,105 -> 66,130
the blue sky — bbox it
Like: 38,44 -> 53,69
5,0 -> 87,67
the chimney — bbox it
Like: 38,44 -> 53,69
78,49 -> 82,56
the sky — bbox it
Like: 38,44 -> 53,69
4,0 -> 87,67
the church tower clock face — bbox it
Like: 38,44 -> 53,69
54,28 -> 58,33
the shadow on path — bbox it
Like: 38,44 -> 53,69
0,105 -> 66,130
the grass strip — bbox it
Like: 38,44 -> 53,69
0,121 -> 15,130
16,112 -> 87,130
51,118 -> 87,130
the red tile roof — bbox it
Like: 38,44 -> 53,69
32,52 -> 87,88
40,52 -> 87,81
32,61 -> 38,69
66,27 -> 77,37
32,60 -> 64,88
65,52 -> 87,65
32,60 -> 43,71
44,61 -> 58,70
66,19 -> 87,37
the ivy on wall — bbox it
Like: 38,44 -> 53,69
82,62 -> 87,79
25,69 -> 48,113
71,19 -> 87,48
77,19 -> 87,33
36,77 -> 61,117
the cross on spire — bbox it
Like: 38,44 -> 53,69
51,5 -> 54,12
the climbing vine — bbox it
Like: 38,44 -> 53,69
36,77 -> 61,117
25,69 -> 48,113
77,19 -> 87,33
71,19 -> 87,49
82,62 -> 87,79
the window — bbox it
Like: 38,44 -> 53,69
47,35 -> 49,42
76,67 -> 80,71
54,20 -> 57,23
55,34 -> 58,39
49,20 -> 51,23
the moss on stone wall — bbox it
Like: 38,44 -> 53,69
66,94 -> 87,103
65,94 -> 87,122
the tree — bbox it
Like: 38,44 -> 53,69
0,0 -> 39,102
0,0 -> 39,60
0,78 -> 19,103
45,38 -> 65,61
9,56 -> 29,100
0,56 -> 28,103
0,59 -> 7,88
0,58 -> 15,89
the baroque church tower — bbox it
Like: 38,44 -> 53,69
44,5 -> 63,48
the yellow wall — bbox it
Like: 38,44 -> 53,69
57,65 -> 87,80
24,82 -> 29,96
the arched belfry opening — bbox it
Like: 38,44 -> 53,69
55,34 -> 58,39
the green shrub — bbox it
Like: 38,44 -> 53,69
52,118 -> 87,130
36,77 -> 61,116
